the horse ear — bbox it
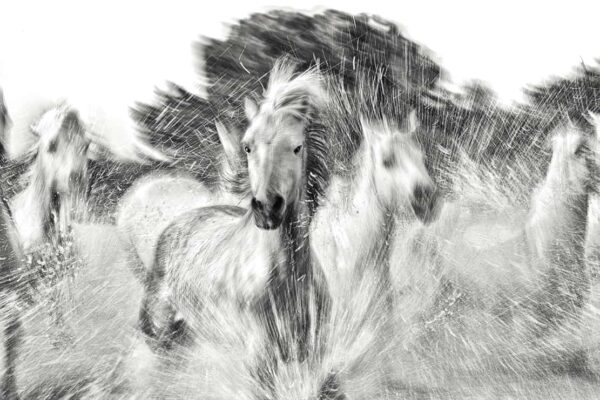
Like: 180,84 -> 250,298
586,110 -> 600,125
244,97 -> 258,121
215,121 -> 240,167
359,115 -> 378,147
87,141 -> 105,160
84,129 -> 110,160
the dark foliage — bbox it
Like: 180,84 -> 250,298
88,10 -> 600,217
130,10 -> 444,189
201,10 -> 440,116
526,61 -> 600,126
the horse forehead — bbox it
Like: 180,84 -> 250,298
553,130 -> 584,152
380,134 -> 416,156
37,110 -> 62,132
246,113 -> 301,145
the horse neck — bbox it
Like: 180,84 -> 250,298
527,159 -> 589,258
347,144 -> 398,263
24,161 -> 66,245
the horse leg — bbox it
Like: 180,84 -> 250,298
250,342 -> 278,399
48,280 -> 75,348
155,301 -> 192,351
139,271 -> 186,350
2,306 -> 22,400
138,288 -> 158,341
138,257 -> 168,341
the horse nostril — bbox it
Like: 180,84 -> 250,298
272,195 -> 284,213
251,197 -> 263,211
413,184 -> 431,204
411,183 -> 439,223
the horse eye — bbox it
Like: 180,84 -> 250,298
243,145 -> 251,154
382,153 -> 397,169
293,145 -> 303,155
47,140 -> 58,154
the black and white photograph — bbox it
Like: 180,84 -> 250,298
1,1 -> 600,398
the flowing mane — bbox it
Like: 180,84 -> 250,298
247,58 -> 330,217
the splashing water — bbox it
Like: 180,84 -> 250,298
5,9 -> 600,400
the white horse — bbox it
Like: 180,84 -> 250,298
311,111 -> 439,300
0,88 -> 25,400
0,99 -> 166,396
140,59 -> 341,397
521,121 -> 596,350
306,110 -> 441,397
11,100 -> 167,251
10,103 -> 93,252
584,111 -> 600,282
116,122 -> 248,279
391,120 -> 597,374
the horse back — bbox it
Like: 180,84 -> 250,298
116,172 -> 215,275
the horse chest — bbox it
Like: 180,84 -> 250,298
12,205 -> 43,251
223,245 -> 273,304
170,231 -> 273,309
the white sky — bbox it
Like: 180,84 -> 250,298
1,0 -> 599,152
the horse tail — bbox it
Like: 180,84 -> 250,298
138,224 -> 177,346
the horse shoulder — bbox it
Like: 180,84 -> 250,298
156,205 -> 247,281
156,206 -> 270,313
10,193 -> 42,251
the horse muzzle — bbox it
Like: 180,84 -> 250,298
410,183 -> 440,224
251,195 -> 285,230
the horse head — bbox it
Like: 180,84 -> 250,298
361,110 -> 440,223
242,59 -> 327,230
31,103 -> 93,197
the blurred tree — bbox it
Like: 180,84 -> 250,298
526,60 -> 600,127
85,10 -> 600,218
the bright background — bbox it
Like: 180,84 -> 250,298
1,0 -> 599,154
